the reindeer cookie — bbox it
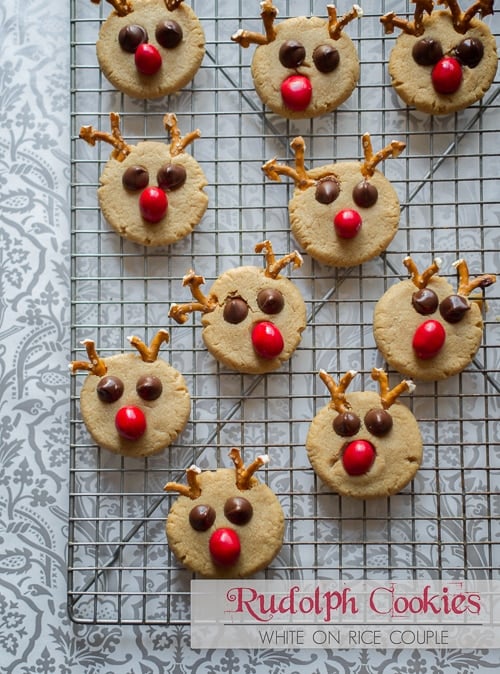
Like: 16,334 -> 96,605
373,257 -> 496,381
91,0 -> 205,99
381,0 -> 497,115
169,240 -> 307,374
165,449 -> 284,578
306,369 -> 423,499
232,2 -> 362,119
80,112 -> 208,247
263,134 -> 405,268
70,330 -> 191,457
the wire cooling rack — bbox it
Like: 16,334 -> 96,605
68,0 -> 500,624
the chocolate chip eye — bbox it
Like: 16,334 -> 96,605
157,164 -> 187,191
257,288 -> 284,315
412,38 -> 443,66
136,375 -> 163,401
224,497 -> 253,525
315,177 -> 340,205
96,375 -> 124,403
223,297 -> 249,324
454,38 -> 484,68
155,20 -> 183,49
189,504 -> 216,532
364,409 -> 393,437
279,40 -> 306,69
333,411 -> 361,437
439,294 -> 470,323
122,166 -> 149,191
352,180 -> 378,208
118,24 -> 148,53
312,44 -> 340,73
412,288 -> 439,315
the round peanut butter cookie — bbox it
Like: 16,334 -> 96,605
306,369 -> 423,499
80,112 -> 208,247
373,257 -> 496,381
70,330 -> 190,457
232,2 -> 362,119
94,0 -> 205,99
263,135 -> 405,268
169,241 -> 307,374
165,449 -> 284,578
381,2 -> 497,115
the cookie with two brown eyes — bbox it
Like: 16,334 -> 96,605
373,256 -> 496,381
232,1 -> 362,119
165,448 -> 284,578
263,134 -> 405,268
306,369 -> 423,499
381,0 -> 497,115
169,240 -> 307,374
91,0 -> 205,99
70,330 -> 190,457
79,112 -> 208,247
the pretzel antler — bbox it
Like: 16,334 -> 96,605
169,271 -> 217,324
404,256 -> 442,288
381,0 -> 434,36
164,465 -> 202,499
255,240 -> 303,279
165,0 -> 184,10
437,0 -> 494,33
69,339 -> 108,376
453,259 -> 496,296
371,368 -> 415,410
128,329 -> 170,363
229,448 -> 269,490
361,133 -> 406,179
91,0 -> 133,17
319,369 -> 358,414
231,0 -> 278,47
327,4 -> 364,40
79,112 -> 132,162
262,137 -> 319,190
164,113 -> 201,157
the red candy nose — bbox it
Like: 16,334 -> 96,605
412,319 -> 446,360
139,186 -> 168,223
209,528 -> 241,566
134,43 -> 162,75
115,405 -> 146,440
251,321 -> 284,359
280,75 -> 312,111
342,439 -> 376,476
334,209 -> 362,239
431,56 -> 463,94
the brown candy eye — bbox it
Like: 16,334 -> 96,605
157,164 -> 187,191
312,44 -> 340,73
122,166 -> 149,191
454,38 -> 484,68
189,504 -> 216,532
412,38 -> 443,66
364,409 -> 393,437
119,24 -> 148,53
333,411 -> 361,437
223,297 -> 249,324
96,375 -> 124,403
155,20 -> 183,49
257,288 -> 284,315
439,294 -> 470,323
224,497 -> 253,525
315,177 -> 340,205
279,40 -> 306,69
352,180 -> 378,208
136,375 -> 163,401
412,288 -> 439,315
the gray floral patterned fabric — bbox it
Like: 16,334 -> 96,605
1,0 -> 499,672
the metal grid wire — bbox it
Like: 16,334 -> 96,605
69,0 -> 500,624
